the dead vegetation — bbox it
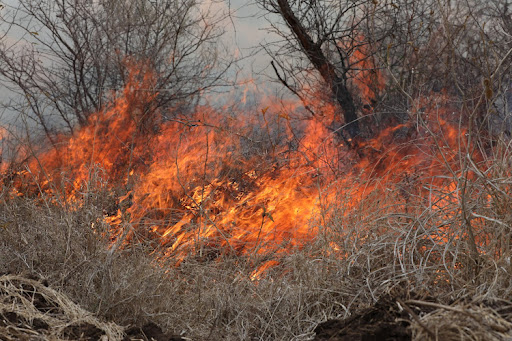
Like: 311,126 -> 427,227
0,274 -> 124,340
409,299 -> 512,341
0,0 -> 511,340
1,144 -> 512,341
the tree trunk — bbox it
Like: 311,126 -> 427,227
276,0 -> 360,140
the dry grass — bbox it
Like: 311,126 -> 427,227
0,193 -> 196,338
408,298 -> 512,340
0,274 -> 124,340
1,137 -> 512,340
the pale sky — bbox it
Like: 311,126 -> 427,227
0,0 -> 281,126
0,0 -> 277,77
225,0 -> 274,74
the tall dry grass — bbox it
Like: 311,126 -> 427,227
1,128 -> 512,340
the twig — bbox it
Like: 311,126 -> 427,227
396,297 -> 436,339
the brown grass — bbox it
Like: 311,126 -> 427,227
1,136 -> 512,340
0,274 -> 124,340
409,299 -> 512,340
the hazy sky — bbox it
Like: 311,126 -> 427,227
0,0 -> 275,75
0,0 -> 280,125
208,0 -> 280,90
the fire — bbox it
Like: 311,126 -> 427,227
4,61 -> 488,279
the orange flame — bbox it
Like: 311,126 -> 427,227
6,60 -> 487,279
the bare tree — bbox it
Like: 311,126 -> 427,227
0,0 -> 230,137
257,0 -> 392,142
257,0 -> 512,143
373,0 -> 512,135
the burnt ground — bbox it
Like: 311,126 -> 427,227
124,323 -> 186,341
313,294 -> 512,341
313,295 -> 418,341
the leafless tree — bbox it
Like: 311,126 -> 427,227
0,0 -> 231,137
257,0 -> 512,143
257,0 -> 394,142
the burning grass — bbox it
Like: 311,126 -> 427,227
1,66 -> 512,339
2,170 -> 512,340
